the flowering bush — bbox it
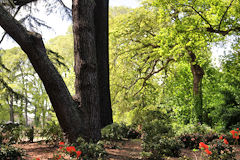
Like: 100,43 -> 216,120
51,142 -> 82,160
179,133 -> 218,149
199,142 -> 212,155
73,137 -> 107,160
208,138 -> 236,160
230,128 -> 240,145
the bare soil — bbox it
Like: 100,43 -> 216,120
14,140 -> 240,160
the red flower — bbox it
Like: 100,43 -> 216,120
219,136 -> 223,140
59,142 -> 65,146
36,158 -> 40,160
236,135 -> 239,140
205,149 -> 212,155
230,130 -> 237,139
223,138 -> 229,145
76,151 -> 82,158
66,146 -> 76,153
54,155 -> 61,160
199,142 -> 208,149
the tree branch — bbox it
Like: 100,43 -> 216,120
218,0 -> 235,30
0,5 -> 21,45
181,4 -> 213,29
130,58 -> 175,96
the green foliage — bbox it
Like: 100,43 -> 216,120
140,109 -> 181,159
0,122 -> 22,144
0,144 -> 24,160
40,121 -> 63,144
24,127 -> 34,142
208,139 -> 236,160
142,136 -> 183,159
73,137 -> 107,160
174,123 -> 215,136
101,123 -> 140,141
179,133 -> 218,149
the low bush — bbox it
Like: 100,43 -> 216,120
24,127 -> 34,142
73,137 -> 107,160
179,133 -> 218,149
141,110 -> 182,159
0,122 -> 22,144
101,123 -> 140,140
40,121 -> 63,144
174,123 -> 215,136
208,139 -> 236,160
0,144 -> 25,159
142,136 -> 183,159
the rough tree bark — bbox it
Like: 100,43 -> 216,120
0,0 -> 112,142
188,50 -> 204,123
72,0 -> 101,141
94,0 -> 113,128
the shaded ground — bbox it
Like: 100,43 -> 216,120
105,139 -> 142,160
14,142 -> 59,160
14,140 -> 240,160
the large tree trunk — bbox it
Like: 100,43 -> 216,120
72,0 -> 101,141
188,51 -> 204,123
0,4 -> 84,142
94,0 -> 113,128
0,0 -> 112,142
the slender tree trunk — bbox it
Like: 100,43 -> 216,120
188,51 -> 204,123
8,94 -> 14,122
24,92 -> 28,126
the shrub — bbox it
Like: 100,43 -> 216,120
0,144 -> 25,159
73,137 -> 107,160
140,110 -> 181,159
40,121 -> 63,144
179,133 -> 218,149
101,123 -> 133,140
126,127 -> 141,139
142,136 -> 183,159
24,126 -> 34,142
0,122 -> 22,144
208,139 -> 236,160
174,123 -> 215,136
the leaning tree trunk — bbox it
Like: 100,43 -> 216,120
188,51 -> 204,123
0,0 -> 112,142
0,4 -> 84,142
